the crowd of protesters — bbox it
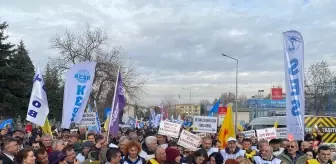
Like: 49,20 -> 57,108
0,124 -> 335,164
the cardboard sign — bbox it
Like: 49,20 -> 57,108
276,128 -> 287,138
196,133 -> 207,139
178,130 -> 202,151
193,116 -> 217,133
241,130 -> 256,138
256,128 -> 277,141
80,112 -> 97,127
158,121 -> 181,138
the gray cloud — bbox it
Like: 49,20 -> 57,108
1,0 -> 336,105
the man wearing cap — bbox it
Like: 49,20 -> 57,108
61,129 -> 71,142
220,137 -> 245,161
68,132 -> 82,154
269,139 -> 284,157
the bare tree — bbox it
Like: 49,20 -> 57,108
219,92 -> 236,105
305,61 -> 336,114
161,95 -> 177,117
238,94 -> 248,107
200,100 -> 210,115
49,23 -> 145,103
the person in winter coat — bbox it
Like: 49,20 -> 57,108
278,141 -> 307,164
164,148 -> 181,164
122,140 -> 146,164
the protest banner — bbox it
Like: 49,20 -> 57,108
256,128 -> 277,141
276,128 -> 287,138
196,133 -> 207,139
178,130 -> 202,151
241,130 -> 256,138
193,116 -> 217,133
80,112 -> 97,127
158,121 -> 181,138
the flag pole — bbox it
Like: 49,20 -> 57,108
107,66 -> 121,143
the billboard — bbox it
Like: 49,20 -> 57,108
247,99 -> 286,108
218,106 -> 227,115
271,88 -> 283,100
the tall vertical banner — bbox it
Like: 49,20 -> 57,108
61,62 -> 96,129
283,30 -> 305,140
26,66 -> 49,126
108,69 -> 126,137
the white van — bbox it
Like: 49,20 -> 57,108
247,116 -> 286,130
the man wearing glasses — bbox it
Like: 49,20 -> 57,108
278,141 -> 307,164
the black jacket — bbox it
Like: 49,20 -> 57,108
0,153 -> 14,164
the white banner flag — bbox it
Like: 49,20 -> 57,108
283,30 -> 305,140
26,66 -> 49,126
61,62 -> 96,129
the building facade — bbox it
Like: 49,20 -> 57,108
175,104 -> 201,116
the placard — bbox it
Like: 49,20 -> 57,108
158,121 -> 181,138
193,116 -> 217,133
276,128 -> 287,138
178,130 -> 202,151
196,133 -> 207,139
256,128 -> 277,141
241,130 -> 256,138
80,112 -> 97,126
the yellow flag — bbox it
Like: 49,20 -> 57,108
218,103 -> 236,149
104,117 -> 109,132
238,123 -> 244,131
274,120 -> 278,128
41,119 -> 52,135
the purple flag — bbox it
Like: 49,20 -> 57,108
108,71 -> 125,137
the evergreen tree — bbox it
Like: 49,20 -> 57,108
0,21 -> 17,117
44,63 -> 63,120
10,40 -> 35,118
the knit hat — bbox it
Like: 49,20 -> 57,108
81,141 -> 92,149
48,151 -> 65,164
165,148 -> 180,162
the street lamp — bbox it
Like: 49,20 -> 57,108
221,53 -> 239,133
182,88 -> 192,116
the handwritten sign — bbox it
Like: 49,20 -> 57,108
158,121 -> 181,138
196,133 -> 207,139
241,130 -> 256,138
80,112 -> 97,127
276,128 -> 287,138
193,116 -> 217,133
178,130 -> 202,151
256,128 -> 277,141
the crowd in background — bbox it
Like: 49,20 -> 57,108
0,124 -> 335,164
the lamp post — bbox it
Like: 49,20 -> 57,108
221,54 -> 238,133
182,88 -> 192,116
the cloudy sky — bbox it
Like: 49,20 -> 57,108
1,0 -> 336,105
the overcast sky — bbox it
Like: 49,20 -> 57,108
1,0 -> 336,105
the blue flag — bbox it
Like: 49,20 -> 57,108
127,117 -> 135,129
208,100 -> 220,116
0,119 -> 14,132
